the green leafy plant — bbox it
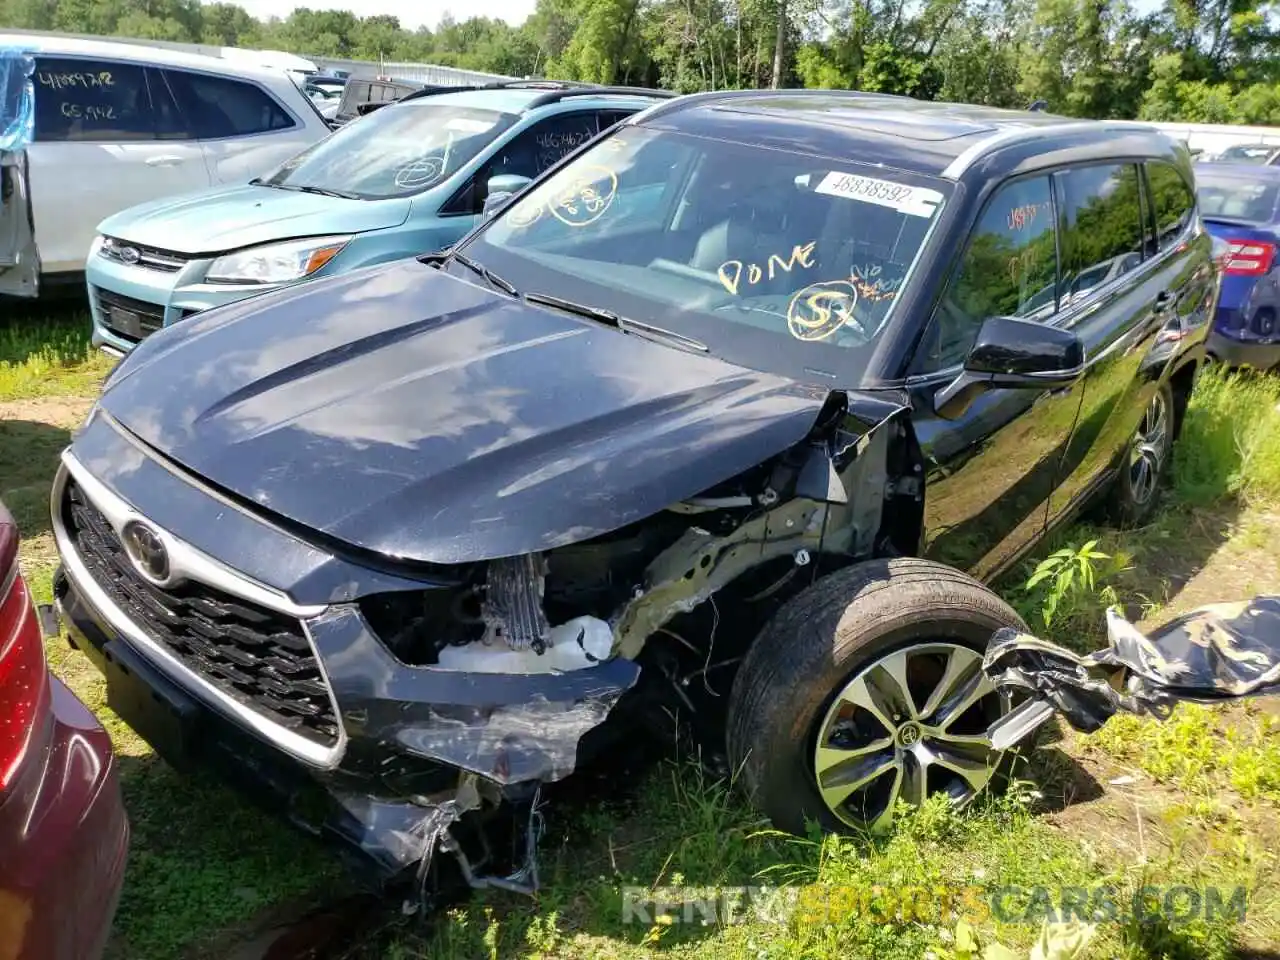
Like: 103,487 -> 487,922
1022,540 -> 1124,632
940,918 -> 1098,960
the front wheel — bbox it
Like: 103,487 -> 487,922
726,558 -> 1026,836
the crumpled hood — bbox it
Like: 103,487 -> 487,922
98,260 -> 832,564
97,183 -> 411,254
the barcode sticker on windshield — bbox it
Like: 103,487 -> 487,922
445,117 -> 495,133
815,172 -> 943,218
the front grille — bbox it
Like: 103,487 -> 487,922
63,480 -> 340,747
100,237 -> 190,272
94,288 -> 165,344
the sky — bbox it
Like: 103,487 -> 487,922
230,0 -> 538,30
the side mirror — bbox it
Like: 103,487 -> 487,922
481,174 -> 533,219
935,315 -> 1085,419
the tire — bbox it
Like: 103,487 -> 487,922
1107,379 -> 1175,527
726,558 -> 1026,837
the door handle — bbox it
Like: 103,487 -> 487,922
145,155 -> 185,167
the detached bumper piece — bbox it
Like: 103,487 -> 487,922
982,595 -> 1280,748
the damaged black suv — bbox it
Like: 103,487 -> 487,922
52,91 -> 1213,886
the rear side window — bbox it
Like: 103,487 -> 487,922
1056,164 -> 1145,306
32,57 -> 158,142
443,111 -> 604,216
1146,161 -> 1195,251
921,175 -> 1058,371
522,112 -> 602,175
162,70 -> 295,138
597,109 -> 635,129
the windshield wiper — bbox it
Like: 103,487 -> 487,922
525,292 -> 709,353
247,178 -> 361,200
451,252 -> 519,297
416,250 -> 519,297
296,184 -> 362,200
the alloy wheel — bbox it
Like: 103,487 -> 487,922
1128,391 -> 1170,506
811,642 -> 1008,832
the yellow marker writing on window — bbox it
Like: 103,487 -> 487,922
787,280 -> 859,342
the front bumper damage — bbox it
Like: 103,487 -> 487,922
54,563 -> 631,901
49,414 -> 644,900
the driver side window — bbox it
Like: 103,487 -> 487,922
914,175 -> 1059,373
443,111 -> 603,216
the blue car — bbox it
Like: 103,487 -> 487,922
86,81 -> 672,355
1196,162 -> 1280,369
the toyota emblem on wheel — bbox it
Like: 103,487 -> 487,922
121,521 -> 171,585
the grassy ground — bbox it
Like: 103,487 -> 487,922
3,306 -> 1279,959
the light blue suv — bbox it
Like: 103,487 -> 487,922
86,81 -> 673,354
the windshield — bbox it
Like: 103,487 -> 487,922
261,102 -> 515,200
1197,171 -> 1280,223
1217,145 -> 1277,164
462,127 -> 948,382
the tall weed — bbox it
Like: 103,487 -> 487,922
1173,365 -> 1280,506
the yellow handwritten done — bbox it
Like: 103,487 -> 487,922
718,240 -> 817,296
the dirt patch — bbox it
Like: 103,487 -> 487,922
1042,747 -> 1182,862
0,395 -> 94,430
1136,505 -> 1280,627
1038,502 -> 1280,912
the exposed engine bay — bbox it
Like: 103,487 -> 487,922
362,393 -> 917,673
325,396 -> 925,905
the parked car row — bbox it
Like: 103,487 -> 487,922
0,33 -> 330,299
85,81 -> 672,354
32,83 -> 1217,943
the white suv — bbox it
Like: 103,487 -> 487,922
0,34 -> 330,298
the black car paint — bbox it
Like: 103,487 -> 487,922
891,129 -> 1211,579
93,261 -> 835,566
54,96 -> 1211,878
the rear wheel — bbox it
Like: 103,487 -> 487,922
726,558 -> 1026,836
1107,380 -> 1174,527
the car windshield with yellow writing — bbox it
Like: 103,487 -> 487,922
464,125 -> 952,383
259,102 -> 514,201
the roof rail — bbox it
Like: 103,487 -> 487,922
395,81 -> 676,110
522,85 -> 678,109
624,87 -> 907,124
499,79 -> 595,90
396,79 -> 607,104
396,84 -> 487,103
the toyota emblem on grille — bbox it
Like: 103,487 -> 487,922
122,521 -> 171,585
119,246 -> 141,265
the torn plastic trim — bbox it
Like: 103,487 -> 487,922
308,604 -> 640,786
982,595 -> 1280,750
611,411 -> 902,659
